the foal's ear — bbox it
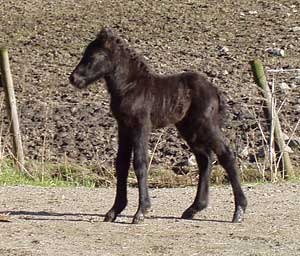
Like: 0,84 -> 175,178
97,27 -> 114,49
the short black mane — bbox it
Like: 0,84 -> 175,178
98,29 -> 153,76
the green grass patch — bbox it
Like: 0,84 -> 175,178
0,168 -> 74,187
0,159 -> 111,187
1,158 -> 299,188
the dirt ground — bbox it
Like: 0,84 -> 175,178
0,0 -> 299,170
0,182 -> 300,256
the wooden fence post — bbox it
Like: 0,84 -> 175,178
0,47 -> 25,172
250,59 -> 294,179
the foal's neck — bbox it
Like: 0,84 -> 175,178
104,74 -> 123,97
104,64 -> 149,97
104,44 -> 154,97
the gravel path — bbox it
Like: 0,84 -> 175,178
1,183 -> 300,255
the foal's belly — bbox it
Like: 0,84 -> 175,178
151,99 -> 190,129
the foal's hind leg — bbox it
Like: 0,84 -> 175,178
212,133 -> 248,223
104,128 -> 132,222
181,147 -> 212,219
176,124 -> 213,219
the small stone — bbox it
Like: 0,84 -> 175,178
293,105 -> 300,112
266,48 -> 285,57
290,27 -> 300,32
220,46 -> 229,53
280,82 -> 290,92
187,155 -> 196,166
249,10 -> 258,15
223,70 -> 229,75
239,147 -> 249,159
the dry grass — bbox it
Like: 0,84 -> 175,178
2,155 -> 284,188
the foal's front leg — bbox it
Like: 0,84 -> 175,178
104,128 -> 132,222
132,125 -> 151,224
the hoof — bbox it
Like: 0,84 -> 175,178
232,206 -> 245,223
104,210 -> 117,222
181,207 -> 197,220
132,213 -> 145,224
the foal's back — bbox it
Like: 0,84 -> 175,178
145,71 -> 221,129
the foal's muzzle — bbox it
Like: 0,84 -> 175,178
69,72 -> 86,88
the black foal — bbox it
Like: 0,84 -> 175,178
69,27 -> 247,224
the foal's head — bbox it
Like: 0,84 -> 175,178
69,27 -> 115,89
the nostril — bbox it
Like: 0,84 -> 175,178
69,74 -> 74,84
69,73 -> 80,85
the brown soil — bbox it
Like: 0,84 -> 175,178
0,0 -> 299,174
0,183 -> 300,255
